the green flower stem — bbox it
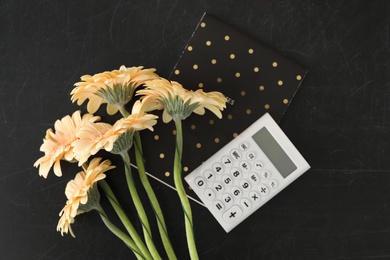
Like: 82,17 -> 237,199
121,152 -> 162,260
173,118 -> 199,260
95,205 -> 145,260
98,180 -> 153,260
134,131 -> 177,260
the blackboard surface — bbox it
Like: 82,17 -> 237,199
1,1 -> 390,259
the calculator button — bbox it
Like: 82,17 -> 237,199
221,156 -> 233,167
248,173 -> 260,184
195,177 -> 206,189
203,170 -> 215,182
258,184 -> 269,195
239,142 -> 249,151
231,168 -> 242,179
240,180 -> 251,191
240,198 -> 252,209
212,162 -> 224,174
246,152 -> 256,161
231,187 -> 242,198
222,175 -> 233,186
213,200 -> 225,212
249,191 -> 261,203
212,182 -> 224,193
269,180 -> 278,189
230,149 -> 242,160
261,170 -> 271,180
239,161 -> 251,172
204,189 -> 215,200
254,161 -> 264,170
222,194 -> 234,206
223,205 -> 243,223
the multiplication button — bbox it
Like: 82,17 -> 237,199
249,191 -> 261,203
222,205 -> 243,223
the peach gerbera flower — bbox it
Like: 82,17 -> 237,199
71,66 -> 159,115
73,100 -> 158,164
57,158 -> 115,237
137,78 -> 227,123
34,111 -> 100,178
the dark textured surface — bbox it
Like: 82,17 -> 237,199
1,1 -> 390,259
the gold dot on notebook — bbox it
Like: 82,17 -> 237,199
154,135 -> 159,140
224,35 -> 230,41
198,82 -> 204,88
191,124 -> 196,130
172,130 -> 177,135
265,104 -> 270,109
254,67 -> 259,72
283,99 -> 289,104
259,85 -> 265,91
196,143 -> 202,148
228,114 -> 233,120
230,54 -> 235,59
235,72 -> 241,78
159,153 -> 165,159
296,75 -> 302,80
233,133 -> 238,138
193,64 -> 198,70
201,22 -> 206,28
174,69 -> 180,75
241,90 -> 246,96
211,59 -> 217,64
209,119 -> 214,125
217,77 -> 222,83
183,166 -> 189,172
272,62 -> 278,67
246,109 -> 252,114
187,46 -> 193,51
278,80 -> 283,86
215,138 -> 220,143
248,48 -> 254,54
165,172 -> 170,177
206,40 -> 211,46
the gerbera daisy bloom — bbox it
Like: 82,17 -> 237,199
137,78 -> 227,123
71,66 -> 159,115
34,111 -> 100,178
57,158 -> 115,237
73,101 -> 158,164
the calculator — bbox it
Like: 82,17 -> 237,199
184,113 -> 310,232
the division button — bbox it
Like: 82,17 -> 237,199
258,184 -> 269,195
261,170 -> 271,179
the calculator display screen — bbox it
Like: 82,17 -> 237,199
252,127 -> 297,178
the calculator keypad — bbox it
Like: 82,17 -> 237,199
184,113 -> 310,233
192,140 -> 279,229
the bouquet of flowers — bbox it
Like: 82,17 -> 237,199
34,65 -> 227,260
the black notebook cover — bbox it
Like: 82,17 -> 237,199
138,13 -> 307,203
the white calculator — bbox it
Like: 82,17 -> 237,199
185,113 -> 310,232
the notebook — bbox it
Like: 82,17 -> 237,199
137,13 -> 307,203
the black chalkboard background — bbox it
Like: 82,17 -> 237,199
1,1 -> 389,259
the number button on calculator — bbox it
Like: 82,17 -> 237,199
185,113 -> 310,232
